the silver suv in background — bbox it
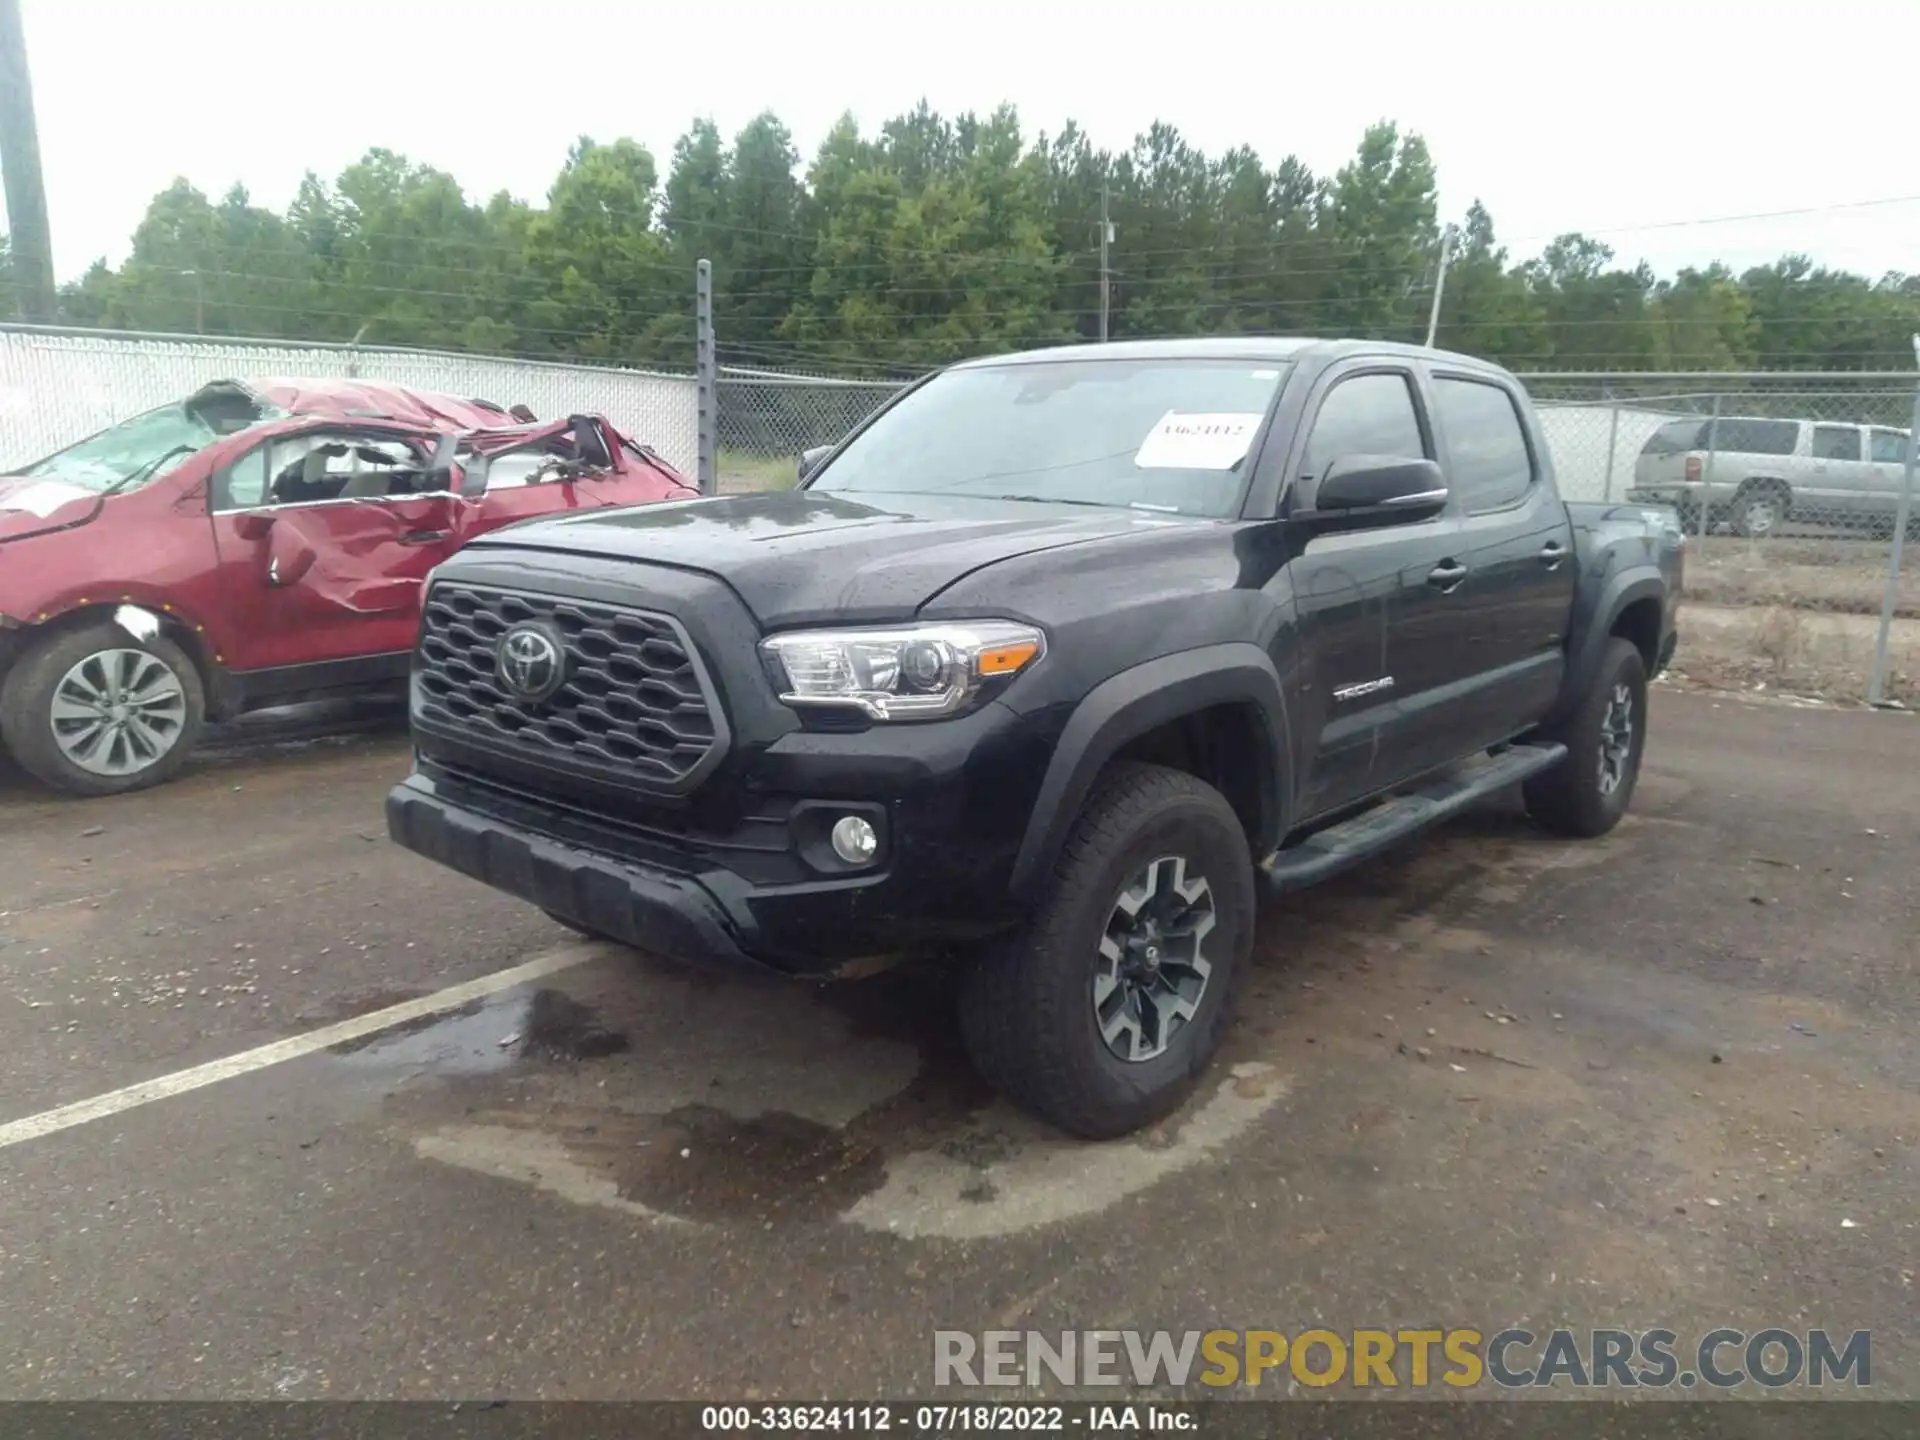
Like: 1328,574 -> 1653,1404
1628,416 -> 1914,536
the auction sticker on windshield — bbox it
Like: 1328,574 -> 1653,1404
1134,412 -> 1263,470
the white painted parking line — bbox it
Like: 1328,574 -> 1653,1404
0,942 -> 606,1152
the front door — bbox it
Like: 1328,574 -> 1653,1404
208,427 -> 471,674
1280,363 -> 1462,819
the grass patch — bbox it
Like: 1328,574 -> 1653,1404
718,449 -> 798,494
1683,535 -> 1920,619
1675,602 -> 1920,704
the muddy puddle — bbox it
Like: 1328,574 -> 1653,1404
329,985 -> 630,1073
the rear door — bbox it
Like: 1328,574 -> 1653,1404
208,427 -> 472,672
1428,370 -> 1576,755
1281,362 -> 1460,818
465,420 -> 687,534
1806,424 -> 1873,523
466,429 -> 618,535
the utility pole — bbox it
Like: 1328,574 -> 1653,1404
694,258 -> 717,496
1424,225 -> 1455,349
0,0 -> 57,321
182,269 -> 204,334
1098,183 -> 1113,343
1867,333 -> 1920,707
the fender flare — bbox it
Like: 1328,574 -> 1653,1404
1008,643 -> 1292,900
1548,568 -> 1666,729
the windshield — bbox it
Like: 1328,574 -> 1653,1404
809,358 -> 1291,517
13,385 -> 288,494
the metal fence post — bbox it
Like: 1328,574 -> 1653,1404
1697,392 -> 1720,545
1867,337 -> 1920,707
1601,386 -> 1621,504
695,259 -> 717,496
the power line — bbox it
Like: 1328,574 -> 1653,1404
1502,193 -> 1920,247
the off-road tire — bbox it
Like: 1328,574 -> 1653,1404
1522,637 -> 1647,838
958,762 -> 1256,1139
0,622 -> 206,798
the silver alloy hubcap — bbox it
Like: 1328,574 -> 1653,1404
49,648 -> 188,777
1744,498 -> 1779,534
1093,854 -> 1216,1063
1597,681 -> 1634,796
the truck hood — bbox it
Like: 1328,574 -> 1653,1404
466,489 -> 1182,627
0,478 -> 104,544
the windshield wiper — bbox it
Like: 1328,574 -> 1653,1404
102,444 -> 197,499
994,493 -> 1118,509
995,493 -> 1187,516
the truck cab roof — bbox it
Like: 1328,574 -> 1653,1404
948,336 -> 1513,376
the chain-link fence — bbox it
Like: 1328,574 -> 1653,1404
715,368 -> 902,493
0,325 -> 700,474
16,319 -> 1912,701
1529,371 -> 1920,705
715,359 -> 1920,705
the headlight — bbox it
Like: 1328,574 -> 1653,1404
761,620 -> 1045,721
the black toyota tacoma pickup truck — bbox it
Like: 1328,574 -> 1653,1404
387,338 -> 1683,1138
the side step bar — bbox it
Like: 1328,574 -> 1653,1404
1260,742 -> 1567,894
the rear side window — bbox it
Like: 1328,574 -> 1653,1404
1641,420 -> 1705,456
1715,419 -> 1799,455
1433,377 -> 1533,512
1812,425 -> 1862,461
1870,429 -> 1910,464
1302,372 -> 1427,480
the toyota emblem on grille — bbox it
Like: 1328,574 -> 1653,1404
495,624 -> 566,703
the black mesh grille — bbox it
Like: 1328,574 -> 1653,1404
416,584 -> 720,788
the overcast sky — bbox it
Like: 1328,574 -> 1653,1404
15,0 -> 1920,284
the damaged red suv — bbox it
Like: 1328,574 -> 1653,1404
0,377 -> 697,795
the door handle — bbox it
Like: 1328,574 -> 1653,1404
1539,541 -> 1567,569
398,529 -> 451,545
1427,560 -> 1468,593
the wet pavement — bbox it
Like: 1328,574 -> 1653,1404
1,689 -> 1915,1399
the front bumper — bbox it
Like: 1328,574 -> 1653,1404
387,776 -> 775,977
387,697 -> 1054,979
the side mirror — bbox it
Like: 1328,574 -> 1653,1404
1314,455 -> 1447,516
231,510 -> 275,541
570,415 -> 613,470
798,444 -> 833,483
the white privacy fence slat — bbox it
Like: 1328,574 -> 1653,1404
0,326 -> 700,475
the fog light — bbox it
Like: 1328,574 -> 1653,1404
830,815 -> 878,865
